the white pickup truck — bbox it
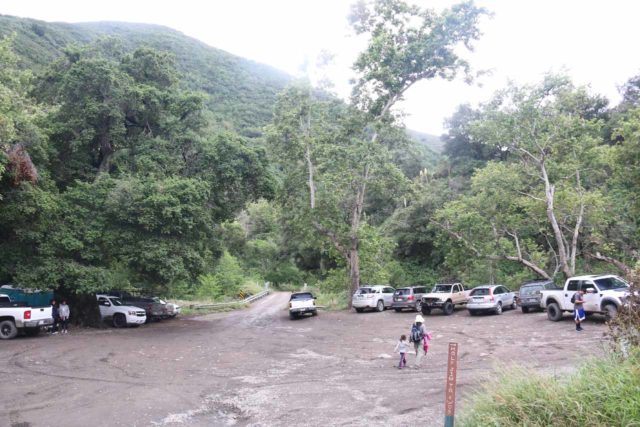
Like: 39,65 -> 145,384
0,293 -> 54,339
540,274 -> 630,321
421,283 -> 470,315
96,294 -> 147,327
289,292 -> 318,319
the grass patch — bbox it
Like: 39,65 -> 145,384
459,350 -> 640,427
315,291 -> 348,311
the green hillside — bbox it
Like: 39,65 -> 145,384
407,129 -> 444,153
0,15 -> 290,135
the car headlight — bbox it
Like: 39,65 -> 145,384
128,311 -> 137,315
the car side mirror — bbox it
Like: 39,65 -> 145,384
101,301 -> 111,306
586,289 -> 595,294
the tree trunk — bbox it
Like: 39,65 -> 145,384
541,162 -> 572,278
56,290 -> 105,328
584,252 -> 633,276
348,245 -> 360,307
97,131 -> 113,174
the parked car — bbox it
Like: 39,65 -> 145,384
518,280 -> 558,313
107,291 -> 167,321
467,285 -> 517,315
153,297 -> 180,318
0,293 -> 53,339
289,292 -> 318,319
392,286 -> 429,312
421,283 -> 470,315
352,285 -> 395,313
96,294 -> 147,327
540,274 -> 630,321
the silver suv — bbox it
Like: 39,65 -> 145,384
352,285 -> 395,313
392,286 -> 429,312
467,285 -> 516,315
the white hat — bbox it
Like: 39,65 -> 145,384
415,314 -> 424,323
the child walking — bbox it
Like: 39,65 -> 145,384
394,334 -> 409,369
423,330 -> 433,355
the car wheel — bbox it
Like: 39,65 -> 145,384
494,302 -> 503,315
355,308 -> 364,313
604,304 -> 618,321
521,306 -> 530,314
511,299 -> 517,310
113,313 -> 127,328
289,312 -> 298,320
415,301 -> 422,312
0,320 -> 18,340
546,302 -> 562,321
443,301 -> 454,315
394,308 -> 402,312
421,306 -> 431,315
312,310 -> 318,316
468,310 -> 477,316
376,300 -> 384,312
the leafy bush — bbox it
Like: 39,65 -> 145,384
608,266 -> 640,355
460,351 -> 640,427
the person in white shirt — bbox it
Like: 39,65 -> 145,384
58,300 -> 70,334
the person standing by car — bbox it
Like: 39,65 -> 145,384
58,299 -> 70,334
394,334 -> 408,369
573,289 -> 585,331
50,299 -> 59,335
409,314 -> 427,368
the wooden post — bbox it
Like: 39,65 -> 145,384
444,342 -> 459,427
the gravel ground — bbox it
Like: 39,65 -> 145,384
0,292 -> 609,427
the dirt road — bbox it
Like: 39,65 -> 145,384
1,293 -> 608,426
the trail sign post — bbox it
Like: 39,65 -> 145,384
444,342 -> 458,427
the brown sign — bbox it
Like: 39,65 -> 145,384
445,342 -> 458,418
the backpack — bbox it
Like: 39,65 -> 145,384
410,323 -> 424,342
571,293 -> 576,304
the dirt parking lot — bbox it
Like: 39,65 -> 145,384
1,292 -> 609,427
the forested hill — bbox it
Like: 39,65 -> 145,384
407,129 -> 444,153
0,15 -> 291,135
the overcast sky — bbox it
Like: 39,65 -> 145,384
3,0 -> 640,135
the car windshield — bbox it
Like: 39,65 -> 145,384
153,297 -> 167,304
520,285 -> 543,296
594,277 -> 629,291
470,288 -> 490,296
290,293 -> 314,301
109,297 -> 124,306
395,289 -> 411,295
432,285 -> 453,293
356,288 -> 375,294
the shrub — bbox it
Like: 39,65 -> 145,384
459,351 -> 640,427
608,266 -> 640,356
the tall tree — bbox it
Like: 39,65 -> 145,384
270,0 -> 486,304
434,75 -> 632,279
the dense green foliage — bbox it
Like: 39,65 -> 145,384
1,0 -> 639,311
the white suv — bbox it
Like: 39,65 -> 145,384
352,285 -> 395,313
96,294 -> 147,327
